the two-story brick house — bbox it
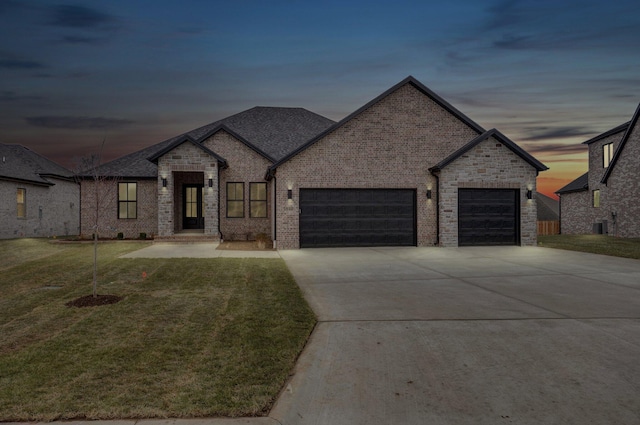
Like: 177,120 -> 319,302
557,103 -> 640,237
79,76 -> 547,248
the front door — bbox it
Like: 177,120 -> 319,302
183,185 -> 204,229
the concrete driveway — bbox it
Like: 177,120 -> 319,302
273,246 -> 640,425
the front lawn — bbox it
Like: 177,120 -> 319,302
0,239 -> 315,421
538,234 -> 640,259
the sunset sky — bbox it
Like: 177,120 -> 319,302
2,0 -> 639,198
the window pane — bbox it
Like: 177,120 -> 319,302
17,189 -> 24,203
119,183 -> 127,200
593,190 -> 600,208
251,183 -> 266,200
228,200 -> 243,217
235,183 -> 244,200
119,203 -> 128,218
128,183 -> 137,201
128,202 -> 137,219
251,201 -> 267,218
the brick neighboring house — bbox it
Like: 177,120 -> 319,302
80,76 -> 548,248
557,103 -> 640,237
0,143 -> 79,239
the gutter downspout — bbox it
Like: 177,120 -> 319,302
435,174 -> 440,246
273,175 -> 277,249
217,165 -> 222,241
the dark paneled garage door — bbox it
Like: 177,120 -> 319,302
299,189 -> 416,248
458,189 -> 519,246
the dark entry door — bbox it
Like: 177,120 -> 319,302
183,185 -> 204,229
299,189 -> 416,248
458,189 -> 519,246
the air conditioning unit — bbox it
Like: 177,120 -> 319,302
593,223 -> 603,234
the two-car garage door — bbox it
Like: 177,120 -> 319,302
299,189 -> 416,248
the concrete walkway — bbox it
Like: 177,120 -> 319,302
119,242 -> 281,258
273,246 -> 640,424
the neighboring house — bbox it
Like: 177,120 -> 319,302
557,102 -> 640,237
535,192 -> 559,235
81,76 -> 547,248
0,143 -> 79,239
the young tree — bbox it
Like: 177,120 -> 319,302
74,139 -> 120,298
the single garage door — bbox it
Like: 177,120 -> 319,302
299,189 -> 416,248
458,189 -> 519,246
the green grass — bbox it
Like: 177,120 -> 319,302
538,234 -> 640,259
0,239 -> 316,421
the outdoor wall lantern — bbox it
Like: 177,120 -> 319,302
426,189 -> 432,199
162,178 -> 167,188
208,178 -> 213,188
287,189 -> 293,200
526,189 -> 533,200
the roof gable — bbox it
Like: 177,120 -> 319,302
147,135 -> 227,167
268,76 -> 486,174
601,102 -> 640,184
428,129 -> 548,173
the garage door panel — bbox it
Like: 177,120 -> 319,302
300,189 -> 416,248
458,189 -> 519,246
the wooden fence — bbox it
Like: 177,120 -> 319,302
537,220 -> 559,235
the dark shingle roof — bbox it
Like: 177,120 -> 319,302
429,128 -> 548,173
601,102 -> 640,184
556,172 -> 588,194
91,107 -> 335,178
0,143 -> 74,185
536,192 -> 559,221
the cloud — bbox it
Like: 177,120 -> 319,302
524,141 -> 588,155
0,58 -> 45,69
0,90 -> 44,102
49,4 -> 115,29
520,127 -> 595,141
62,35 -> 103,45
26,116 -> 135,130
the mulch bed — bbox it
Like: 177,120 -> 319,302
217,241 -> 275,251
66,294 -> 122,308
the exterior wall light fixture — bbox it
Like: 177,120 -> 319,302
162,178 -> 167,188
526,189 -> 533,200
208,178 -> 213,188
287,189 -> 293,200
426,189 -> 432,199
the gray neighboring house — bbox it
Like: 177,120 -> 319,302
536,193 -> 559,222
80,76 -> 548,248
557,102 -> 640,237
0,143 -> 79,239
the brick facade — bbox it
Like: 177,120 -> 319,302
274,83 -> 484,249
437,136 -> 539,246
604,122 -> 640,237
558,190 -> 592,234
80,179 -> 157,239
203,130 -> 272,240
1,177 -> 79,239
